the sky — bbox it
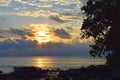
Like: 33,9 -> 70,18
0,0 -> 91,56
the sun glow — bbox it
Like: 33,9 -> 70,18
25,24 -> 74,44
38,32 -> 46,37
33,57 -> 53,69
36,59 -> 44,67
35,31 -> 50,43
26,24 -> 55,44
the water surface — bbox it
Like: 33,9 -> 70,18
0,56 -> 105,73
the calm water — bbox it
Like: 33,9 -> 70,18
0,56 -> 105,73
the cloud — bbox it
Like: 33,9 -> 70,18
10,28 -> 34,39
0,35 -> 4,38
0,39 -> 90,56
0,28 -> 36,41
14,0 -> 52,8
37,3 -> 52,8
49,15 -> 65,23
14,0 -> 82,8
0,25 -> 74,44
54,0 -> 82,7
13,0 -> 82,20
66,27 -> 73,30
0,39 -> 38,56
0,15 -> 57,28
41,42 -> 64,48
17,10 -> 47,17
53,29 -> 71,39
0,29 -> 13,39
17,10 -> 59,18
0,0 -> 11,6
0,0 -> 89,56
0,39 -> 36,49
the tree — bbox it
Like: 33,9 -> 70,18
81,0 -> 120,68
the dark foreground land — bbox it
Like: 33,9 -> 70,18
0,65 -> 119,80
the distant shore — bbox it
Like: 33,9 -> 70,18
0,65 -> 113,80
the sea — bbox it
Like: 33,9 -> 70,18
0,56 -> 106,73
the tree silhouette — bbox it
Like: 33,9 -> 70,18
81,0 -> 120,68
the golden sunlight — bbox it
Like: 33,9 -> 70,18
38,31 -> 46,37
33,57 -> 53,69
25,24 -> 74,44
26,24 -> 55,44
36,59 -> 44,67
35,31 -> 50,43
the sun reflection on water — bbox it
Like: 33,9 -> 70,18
33,57 -> 53,69
36,59 -> 44,67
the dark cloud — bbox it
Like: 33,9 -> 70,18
0,39 -> 90,56
0,29 -> 11,38
49,15 -> 65,23
54,29 -> 71,39
0,39 -> 37,50
0,30 -> 4,38
0,35 -> 4,38
10,28 -> 34,39
40,42 -> 64,48
0,28 -> 89,56
0,28 -> 34,39
0,39 -> 39,56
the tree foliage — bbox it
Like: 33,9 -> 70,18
81,0 -> 120,67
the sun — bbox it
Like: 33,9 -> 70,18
25,25 -> 59,44
35,31 -> 50,43
38,32 -> 46,37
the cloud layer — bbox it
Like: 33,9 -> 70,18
53,29 -> 71,39
0,39 -> 90,56
0,0 -> 90,56
0,27 -> 90,56
0,0 -> 11,6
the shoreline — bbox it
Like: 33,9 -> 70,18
0,65 -> 112,80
